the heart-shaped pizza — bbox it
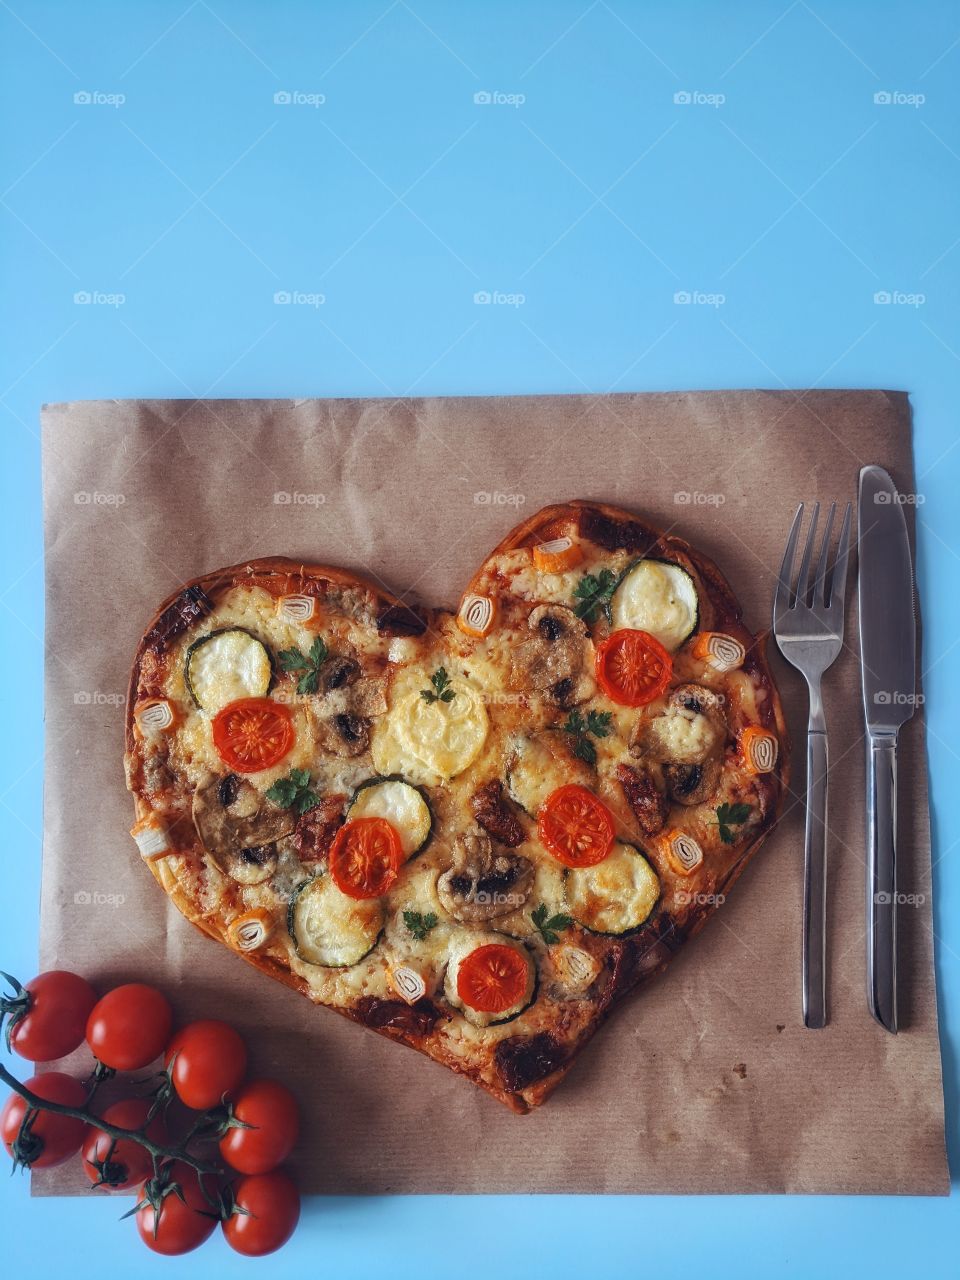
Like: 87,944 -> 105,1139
124,501 -> 788,1112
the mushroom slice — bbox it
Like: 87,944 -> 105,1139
192,773 -> 295,884
631,682 -> 726,765
512,604 -> 591,706
663,756 -> 722,807
316,712 -> 370,758
437,828 -> 535,923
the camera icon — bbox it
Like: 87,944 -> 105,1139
874,91 -> 892,105
473,91 -> 492,105
873,891 -> 892,904
473,491 -> 492,505
674,491 -> 691,504
74,890 -> 92,905
274,91 -> 292,105
273,290 -> 291,305
673,91 -> 692,105
873,290 -> 891,304
73,691 -> 91,705
73,91 -> 92,105
673,290 -> 691,304
473,290 -> 491,304
873,491 -> 891,503
273,491 -> 292,504
874,691 -> 891,704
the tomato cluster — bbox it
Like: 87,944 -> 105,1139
0,970 -> 301,1258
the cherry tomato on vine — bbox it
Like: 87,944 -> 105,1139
1,1072 -> 87,1168
219,1079 -> 299,1174
164,1020 -> 248,1110
5,970 -> 97,1063
82,1098 -> 165,1190
222,1170 -> 300,1256
135,1160 -> 218,1256
86,983 -> 173,1071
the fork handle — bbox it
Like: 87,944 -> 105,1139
867,732 -> 898,1033
803,718 -> 829,1028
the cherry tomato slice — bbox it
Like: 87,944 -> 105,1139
211,698 -> 294,774
456,944 -> 529,1014
537,783 -> 615,868
328,818 -> 402,900
595,628 -> 673,707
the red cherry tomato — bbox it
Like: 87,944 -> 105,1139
86,983 -> 173,1071
6,971 -> 98,1063
219,1079 -> 299,1175
165,1020 -> 248,1110
135,1161 -> 218,1256
222,1170 -> 301,1257
82,1099 -> 166,1190
1,1072 -> 87,1168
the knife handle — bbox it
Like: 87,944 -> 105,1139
803,723 -> 828,1028
867,732 -> 898,1033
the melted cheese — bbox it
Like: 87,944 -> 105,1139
565,842 -> 660,934
611,560 -> 698,651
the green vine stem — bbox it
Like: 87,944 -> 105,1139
0,1057 -> 223,1179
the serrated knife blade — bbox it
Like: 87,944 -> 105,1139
857,465 -> 918,1033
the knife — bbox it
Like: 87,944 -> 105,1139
857,465 -> 917,1033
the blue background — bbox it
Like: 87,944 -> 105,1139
2,1 -> 958,1275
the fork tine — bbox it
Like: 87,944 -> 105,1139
794,501 -> 820,607
775,504 -> 804,617
812,502 -> 837,606
827,501 -> 852,609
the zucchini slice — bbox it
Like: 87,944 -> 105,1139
185,628 -> 272,714
346,776 -> 432,858
443,929 -> 538,1028
287,875 -> 384,967
564,841 -> 660,936
610,560 -> 699,652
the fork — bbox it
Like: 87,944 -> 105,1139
773,501 -> 852,1028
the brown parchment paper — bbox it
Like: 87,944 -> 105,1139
34,391 -> 948,1195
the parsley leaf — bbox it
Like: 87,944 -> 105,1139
572,568 -> 619,624
266,768 -> 321,815
277,636 -> 329,695
420,667 -> 455,705
403,910 -> 439,941
715,802 -> 752,844
562,708 -> 613,765
531,903 -> 573,945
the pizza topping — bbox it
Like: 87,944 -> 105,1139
495,1031 -> 567,1092
548,943 -> 602,996
185,629 -> 273,714
571,567 -> 619,624
457,593 -> 497,638
740,726 -> 778,775
470,779 -> 525,847
715,802 -> 752,843
616,761 -> 669,836
130,816 -> 172,861
564,841 -> 660,935
633,683 -> 725,765
375,602 -> 428,637
530,903 -> 573,945
661,829 -> 703,875
444,932 -> 536,1026
347,778 -> 432,857
664,758 -> 722,807
437,829 -> 534,923
513,604 -> 592,708
329,817 -> 402,899
388,674 -> 490,781
561,708 -> 613,765
227,908 -> 275,952
595,629 -> 672,707
390,965 -> 427,1005
505,730 -> 594,816
537,784 -> 615,868
288,874 -> 384,967
402,910 -> 439,941
277,637 -> 328,695
533,536 -> 583,574
611,560 -> 699,651
134,698 -> 177,735
146,585 -> 213,648
211,698 -> 295,774
276,594 -> 316,623
692,631 -> 745,672
292,794 -> 346,861
192,772 -> 295,883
